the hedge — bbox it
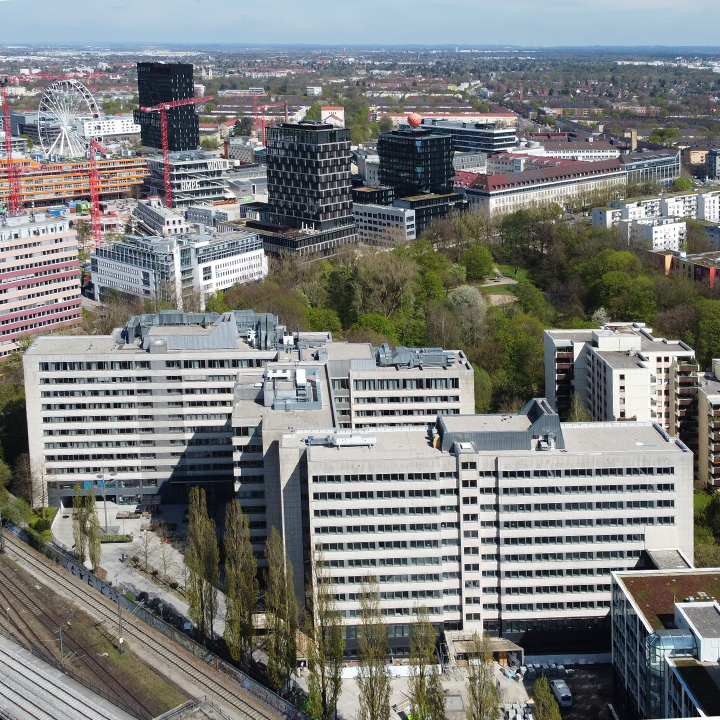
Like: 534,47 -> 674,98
101,534 -> 132,543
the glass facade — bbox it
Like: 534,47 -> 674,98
646,630 -> 697,719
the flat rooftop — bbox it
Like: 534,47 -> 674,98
616,570 -> 720,630
441,414 -> 531,434
560,422 -> 682,454
646,549 -> 692,571
323,342 -> 373,361
595,350 -> 648,370
683,604 -> 720,638
671,659 -> 720,716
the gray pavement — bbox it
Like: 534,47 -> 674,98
53,502 -> 227,637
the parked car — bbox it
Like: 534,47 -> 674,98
550,679 -> 573,708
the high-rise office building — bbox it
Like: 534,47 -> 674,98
134,63 -> 199,152
249,121 -> 357,255
378,126 -> 455,197
376,125 -> 466,232
25,313 -> 693,656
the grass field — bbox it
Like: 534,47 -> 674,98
497,264 -> 531,283
695,490 -> 713,516
482,285 -> 517,296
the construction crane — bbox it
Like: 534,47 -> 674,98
88,139 -> 109,247
251,91 -> 268,129
1,77 -> 22,215
138,95 -> 214,209
260,102 -> 289,145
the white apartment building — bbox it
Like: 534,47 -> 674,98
594,189 -> 720,230
307,87 -> 323,96
0,211 -> 82,357
91,228 -> 267,305
529,140 -> 620,162
132,199 -> 192,237
352,203 -> 416,244
452,151 -> 487,173
620,216 -> 687,251
79,114 -> 141,139
24,312 -> 694,659
544,324 -> 698,454
695,359 -> 720,489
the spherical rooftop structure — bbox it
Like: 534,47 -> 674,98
408,113 -> 422,128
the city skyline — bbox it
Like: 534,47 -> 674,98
1,0 -> 719,47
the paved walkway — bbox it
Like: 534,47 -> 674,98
53,502 -> 227,638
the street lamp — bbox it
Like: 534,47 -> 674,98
96,471 -> 117,533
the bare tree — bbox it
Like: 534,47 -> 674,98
72,484 -> 88,564
139,529 -> 158,571
466,633 -> 500,720
357,576 -> 390,720
87,510 -> 103,574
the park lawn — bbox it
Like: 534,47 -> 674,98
482,285 -> 517,296
497,265 -> 531,283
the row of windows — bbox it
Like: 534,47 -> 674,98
499,534 -> 644,545
474,601 -> 610,615
319,540 -> 442,552
313,472 -> 452,483
500,502 -> 673,512
351,378 -> 460,391
314,506 -> 439,518
316,523 -> 444,534
500,549 -> 644,563
39,359 -> 264,372
502,467 -> 674,478
501,483 -> 675,495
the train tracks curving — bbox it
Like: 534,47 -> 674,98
2,532 -> 282,720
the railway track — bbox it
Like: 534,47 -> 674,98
2,532 -> 283,720
0,644 -> 124,720
0,562 -> 152,719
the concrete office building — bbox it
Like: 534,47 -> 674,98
544,324 -> 699,457
706,148 -> 720,180
620,149 -> 681,186
695,359 -> 720,489
249,121 -> 358,256
134,63 -> 200,152
144,151 -> 231,208
91,229 -> 267,305
184,205 -> 237,228
25,312 -> 693,656
0,211 -> 82,358
352,203 -> 416,245
132,199 -> 192,237
612,565 -> 720,719
452,151 -> 487,173
79,115 -> 140,139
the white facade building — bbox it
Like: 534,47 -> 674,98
353,203 -> 416,244
79,114 -> 141,138
620,216 -> 687,251
132,199 -> 192,237
184,204 -> 237,228
91,229 -> 267,304
307,87 -> 323,96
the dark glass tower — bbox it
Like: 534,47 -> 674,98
378,126 -> 455,197
266,121 -> 354,232
134,62 -> 199,152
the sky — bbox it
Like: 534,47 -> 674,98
0,0 -> 719,48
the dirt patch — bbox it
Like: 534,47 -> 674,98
0,556 -> 188,718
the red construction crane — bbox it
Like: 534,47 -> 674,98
251,91 -> 268,129
260,102 -> 289,144
138,95 -> 214,209
88,139 -> 108,247
1,77 -> 22,215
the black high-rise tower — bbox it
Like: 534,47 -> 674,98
134,62 -> 199,152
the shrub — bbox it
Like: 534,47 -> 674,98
124,592 -> 135,601
33,518 -> 51,533
151,569 -> 159,577
100,534 -> 132,543
169,581 -> 179,590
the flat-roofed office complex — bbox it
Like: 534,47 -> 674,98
24,312 -> 693,657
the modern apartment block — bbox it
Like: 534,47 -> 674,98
25,312 -> 693,657
134,62 -> 200,152
619,216 -> 687,252
612,564 -> 720,719
0,211 -> 82,357
91,229 -> 267,305
144,152 -> 231,208
544,324 -> 699,457
696,359 -> 720,489
352,203 -> 416,245
252,121 -> 357,256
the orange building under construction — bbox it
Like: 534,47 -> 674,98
0,155 -> 148,209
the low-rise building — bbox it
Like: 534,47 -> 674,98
452,151 -> 487,173
706,148 -> 720,180
79,114 -> 140,139
91,228 -> 267,305
132,199 -> 192,236
0,210 -> 82,358
224,137 -> 264,165
411,118 -> 517,153
184,204 -> 237,228
620,149 -> 682,186
306,87 -> 323,96
353,203 -> 416,244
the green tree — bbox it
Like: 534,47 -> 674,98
308,307 -> 343,336
357,313 -> 398,345
306,548 -> 345,720
516,282 -> 555,325
224,499 -> 259,664
378,116 -> 394,132
533,675 -> 562,720
446,285 -> 487,346
473,366 -> 493,414
671,178 -> 693,192
459,246 -> 495,281
87,508 -> 102,573
0,458 -> 11,494
408,606 -> 445,720
305,104 -> 322,120
201,137 -> 219,151
233,116 -> 254,136
205,290 -> 229,314
72,484 -> 88,564
264,526 -> 298,693
698,300 -> 720,369
357,576 -> 390,720
186,486 -> 220,641
466,633 -> 499,720
568,393 -> 592,422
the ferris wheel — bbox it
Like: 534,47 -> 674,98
37,79 -> 102,159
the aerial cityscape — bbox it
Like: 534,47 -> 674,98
1,4 -> 720,720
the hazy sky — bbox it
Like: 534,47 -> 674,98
1,0 -> 719,48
